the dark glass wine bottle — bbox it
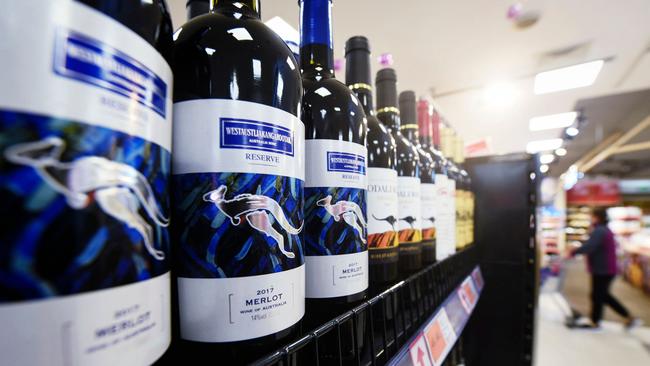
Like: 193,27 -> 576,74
376,69 -> 422,274
186,0 -> 210,20
0,0 -> 173,364
169,0 -> 305,363
345,36 -> 399,287
301,0 -> 368,322
399,91 -> 436,265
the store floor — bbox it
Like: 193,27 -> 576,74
536,259 -> 650,366
562,258 -> 650,324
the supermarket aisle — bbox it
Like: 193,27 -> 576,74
536,289 -> 650,365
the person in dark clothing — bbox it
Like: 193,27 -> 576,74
572,208 -> 639,329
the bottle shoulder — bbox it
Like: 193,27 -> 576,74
302,77 -> 367,144
171,13 -> 302,115
80,0 -> 173,55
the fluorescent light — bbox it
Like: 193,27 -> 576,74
529,111 -> 577,131
483,82 -> 517,107
555,147 -> 567,156
526,138 -> 563,153
566,127 -> 579,137
534,60 -> 604,94
540,164 -> 549,173
540,154 -> 555,164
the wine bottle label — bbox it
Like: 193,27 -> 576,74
304,139 -> 368,298
172,99 -> 305,342
421,182 -> 437,241
434,174 -> 451,259
367,168 -> 399,264
448,179 -> 457,255
0,1 -> 172,365
397,176 -> 422,244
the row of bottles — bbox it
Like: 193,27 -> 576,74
0,0 -> 474,364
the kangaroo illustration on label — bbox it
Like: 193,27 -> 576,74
425,216 -> 436,224
316,195 -> 367,244
4,136 -> 169,260
400,216 -> 418,228
372,214 -> 398,231
203,185 -> 302,259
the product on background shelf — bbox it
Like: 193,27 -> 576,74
376,69 -> 422,274
346,36 -> 399,287
169,0 -> 305,363
566,206 -> 592,246
0,0 -> 173,364
300,0 -> 368,347
400,91 -> 436,264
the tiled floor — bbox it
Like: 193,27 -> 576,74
535,259 -> 650,366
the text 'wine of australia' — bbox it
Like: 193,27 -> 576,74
399,91 -> 436,264
0,0 -> 174,364
345,35 -> 399,288
376,68 -> 422,275
169,0 -> 305,363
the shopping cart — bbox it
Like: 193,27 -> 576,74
541,253 -> 584,328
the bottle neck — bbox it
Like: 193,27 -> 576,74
345,45 -> 374,115
417,101 -> 433,147
187,0 -> 210,20
212,0 -> 261,19
432,111 -> 441,150
300,0 -> 334,76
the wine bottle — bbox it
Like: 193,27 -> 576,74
417,98 -> 448,263
452,135 -> 465,250
301,0 -> 368,322
376,69 -> 422,274
429,106 -> 451,260
441,124 -> 459,254
437,122 -> 457,257
169,0 -> 305,363
399,91 -> 436,264
345,36 -> 399,287
0,0 -> 173,364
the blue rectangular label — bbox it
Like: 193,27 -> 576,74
220,118 -> 294,156
327,152 -> 366,175
53,29 -> 167,118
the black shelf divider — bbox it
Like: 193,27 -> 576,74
252,246 -> 479,366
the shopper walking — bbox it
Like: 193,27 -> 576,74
571,208 -> 640,329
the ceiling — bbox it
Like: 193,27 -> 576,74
550,89 -> 650,178
167,0 -> 650,174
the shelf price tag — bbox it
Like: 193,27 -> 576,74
408,334 -> 433,366
424,308 -> 456,366
471,267 -> 484,291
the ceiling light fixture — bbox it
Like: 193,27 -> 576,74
565,127 -> 579,137
540,154 -> 555,164
555,147 -> 567,156
540,164 -> 549,173
483,82 -> 517,107
529,111 -> 578,131
526,138 -> 563,153
534,60 -> 604,95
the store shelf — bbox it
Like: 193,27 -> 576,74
253,247 -> 478,366
386,267 -> 483,366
